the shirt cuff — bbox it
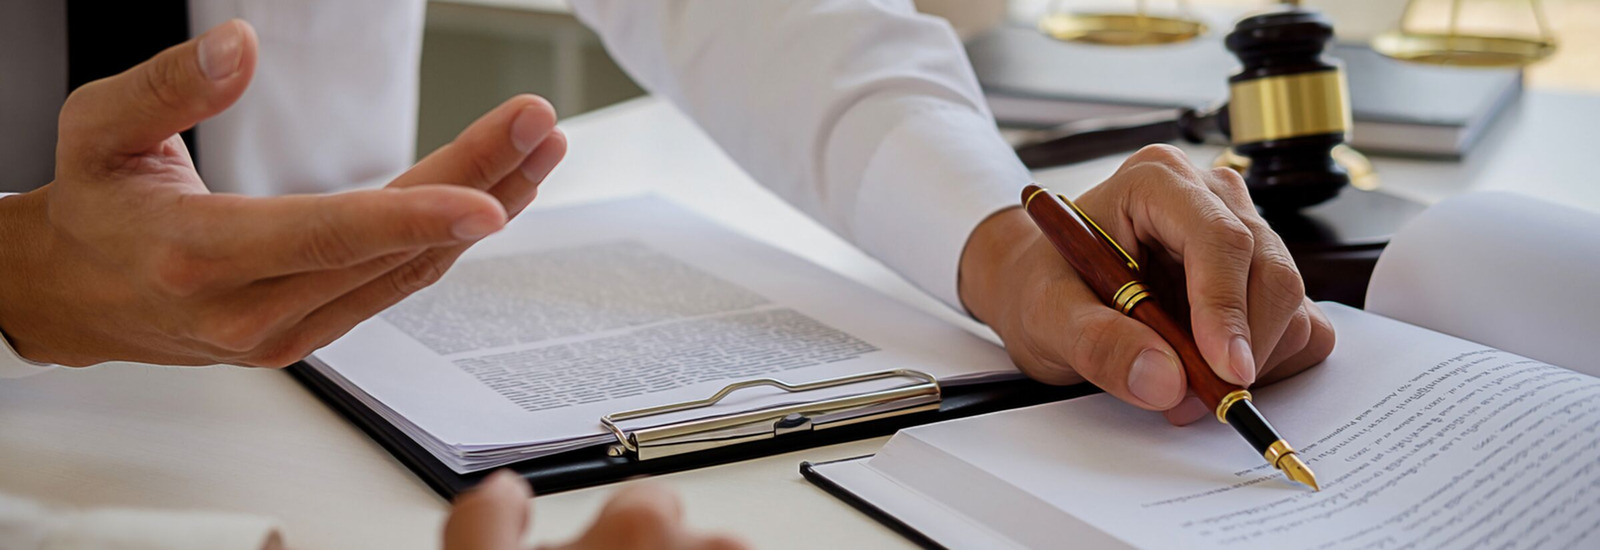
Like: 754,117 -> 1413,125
848,102 -> 1030,313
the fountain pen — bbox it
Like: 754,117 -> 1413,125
1021,184 -> 1320,491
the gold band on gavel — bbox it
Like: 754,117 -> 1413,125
1227,70 -> 1351,144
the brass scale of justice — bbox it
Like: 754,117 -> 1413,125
1014,0 -> 1558,306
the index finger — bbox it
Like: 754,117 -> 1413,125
167,185 -> 504,292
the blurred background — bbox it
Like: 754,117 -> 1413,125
416,0 -> 1600,158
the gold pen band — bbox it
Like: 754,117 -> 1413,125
1215,389 -> 1252,424
1112,281 -> 1150,315
1263,439 -> 1295,467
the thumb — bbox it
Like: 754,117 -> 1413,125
59,19 -> 257,159
1011,272 -> 1188,411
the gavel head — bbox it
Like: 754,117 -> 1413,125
1223,8 -> 1352,213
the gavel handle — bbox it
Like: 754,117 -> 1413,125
1012,105 -> 1223,170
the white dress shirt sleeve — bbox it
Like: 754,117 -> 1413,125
0,193 -> 54,379
0,492 -> 280,550
189,0 -> 425,196
568,0 -> 1031,312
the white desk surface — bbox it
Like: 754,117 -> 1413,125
3,91 -> 1597,550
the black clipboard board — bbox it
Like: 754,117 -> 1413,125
287,361 -> 1092,499
800,456 -> 945,550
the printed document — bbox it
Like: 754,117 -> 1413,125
307,197 -> 1016,472
809,193 -> 1600,549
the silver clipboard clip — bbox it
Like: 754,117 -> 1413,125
601,369 -> 941,460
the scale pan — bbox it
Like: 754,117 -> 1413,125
1039,13 -> 1206,46
1372,31 -> 1554,67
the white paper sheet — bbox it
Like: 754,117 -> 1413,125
307,196 -> 1017,472
817,304 -> 1600,549
1368,191 -> 1600,377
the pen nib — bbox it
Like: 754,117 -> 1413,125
1278,453 -> 1321,491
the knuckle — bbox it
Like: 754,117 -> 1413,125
1066,310 -> 1123,379
1257,253 -> 1308,306
388,256 -> 449,296
250,336 -> 317,368
1208,216 -> 1256,256
148,245 -> 211,297
1280,307 -> 1314,353
1009,339 -> 1082,386
195,313 -> 271,353
1305,307 -> 1337,360
1125,159 -> 1182,187
58,85 -> 98,132
464,145 -> 502,187
1131,143 -> 1187,165
301,219 -> 364,268
138,57 -> 193,117
1211,300 -> 1254,335
1211,166 -> 1248,192
1209,167 -> 1252,202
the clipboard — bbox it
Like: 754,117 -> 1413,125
287,361 -> 1091,499
800,456 -> 945,550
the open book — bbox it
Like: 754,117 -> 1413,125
304,197 -> 1020,473
805,192 -> 1600,549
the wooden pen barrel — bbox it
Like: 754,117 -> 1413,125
1022,185 -> 1242,414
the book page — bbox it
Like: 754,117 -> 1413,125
308,197 -> 1016,472
849,304 -> 1600,549
1367,191 -> 1600,376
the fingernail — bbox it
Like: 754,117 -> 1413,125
1128,350 -> 1183,408
198,22 -> 244,81
452,214 -> 502,240
1169,396 -> 1210,425
510,108 -> 547,154
1230,336 -> 1256,385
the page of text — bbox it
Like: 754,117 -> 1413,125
310,197 -> 1015,471
886,304 -> 1600,549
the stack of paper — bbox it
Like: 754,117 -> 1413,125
307,197 -> 1019,473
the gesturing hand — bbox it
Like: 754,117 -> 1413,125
960,145 -> 1335,425
443,471 -> 746,550
0,19 -> 566,367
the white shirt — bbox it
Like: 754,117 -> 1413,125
2,2 -> 1024,543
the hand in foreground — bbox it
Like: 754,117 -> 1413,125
444,471 -> 747,550
959,145 -> 1335,425
0,20 -> 565,367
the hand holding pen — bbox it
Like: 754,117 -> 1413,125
1021,175 -> 1320,489
958,145 -> 1336,426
